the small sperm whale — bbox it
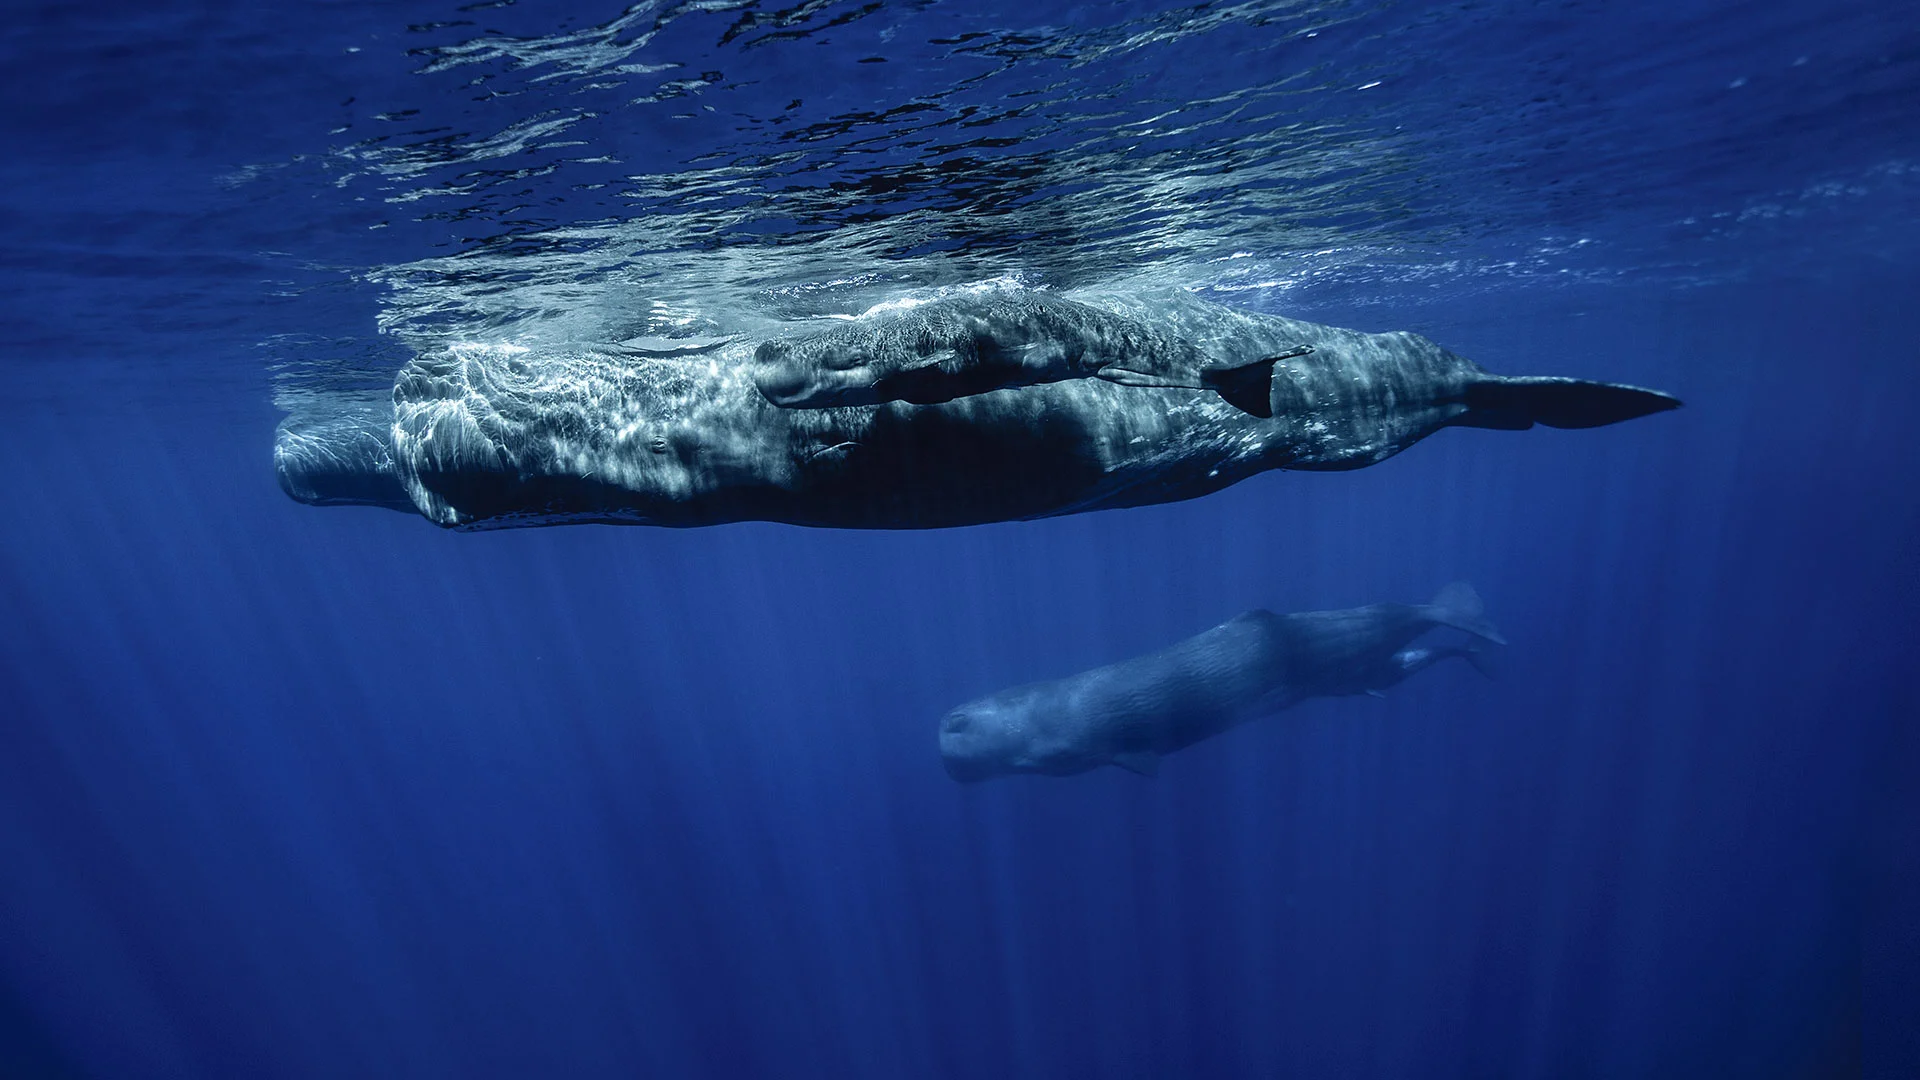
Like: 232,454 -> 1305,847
938,583 -> 1504,782
274,284 -> 1679,529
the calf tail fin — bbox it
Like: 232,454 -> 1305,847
1456,376 -> 1681,430
1425,582 -> 1507,645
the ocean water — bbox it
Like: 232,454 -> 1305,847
1,1 -> 1914,1077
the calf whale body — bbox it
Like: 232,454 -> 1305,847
938,583 -> 1505,782
275,284 -> 1679,529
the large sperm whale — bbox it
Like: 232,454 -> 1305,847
274,284 -> 1679,529
938,583 -> 1504,782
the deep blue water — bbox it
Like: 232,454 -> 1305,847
2,2 -> 1915,1077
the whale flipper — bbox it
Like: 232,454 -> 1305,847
1198,349 -> 1313,418
1197,359 -> 1276,417
1457,376 -> 1681,430
1424,582 -> 1507,645
1096,347 -> 1309,418
1111,750 -> 1160,777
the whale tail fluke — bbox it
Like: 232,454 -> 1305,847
1456,376 -> 1681,430
1424,582 -> 1507,646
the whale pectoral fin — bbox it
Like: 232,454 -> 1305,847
1111,750 -> 1161,777
1094,346 -> 1306,418
1458,376 -> 1682,430
1094,366 -> 1171,388
1200,363 -> 1273,417
805,440 -> 860,464
1198,346 -> 1311,418
1365,689 -> 1388,699
866,350 -> 971,405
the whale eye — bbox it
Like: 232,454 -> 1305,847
943,712 -> 970,733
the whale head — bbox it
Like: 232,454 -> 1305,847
939,701 -> 1016,783
940,689 -> 1056,783
940,682 -> 1108,782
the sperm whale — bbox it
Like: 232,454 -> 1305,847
938,583 -> 1504,782
275,284 -> 1679,529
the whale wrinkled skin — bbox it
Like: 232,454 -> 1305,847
939,583 -> 1505,782
274,285 -> 1679,530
